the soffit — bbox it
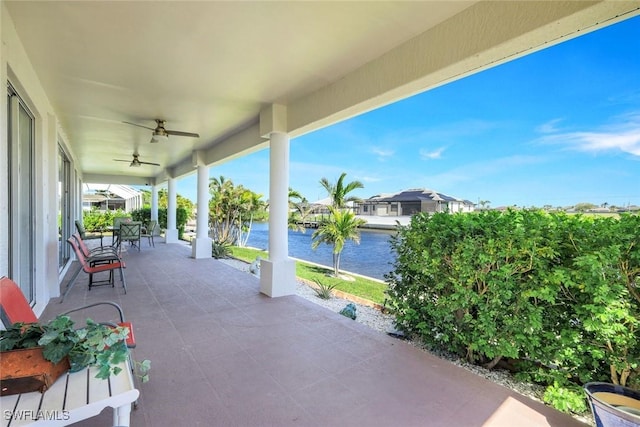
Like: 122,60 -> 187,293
4,1 -> 639,185
5,1 -> 473,183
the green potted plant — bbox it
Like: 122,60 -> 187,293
1,315 -> 150,395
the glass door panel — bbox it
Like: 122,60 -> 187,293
58,147 -> 71,269
7,85 -> 35,303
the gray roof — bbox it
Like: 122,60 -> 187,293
365,188 -> 466,203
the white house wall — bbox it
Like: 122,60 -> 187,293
0,3 -> 8,284
1,3 -> 79,317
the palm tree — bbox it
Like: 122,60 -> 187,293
235,187 -> 265,246
319,172 -> 364,209
478,200 -> 491,210
209,176 -> 264,245
288,188 -> 311,232
312,206 -> 366,277
209,176 -> 235,243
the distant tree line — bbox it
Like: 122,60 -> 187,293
478,201 -> 639,213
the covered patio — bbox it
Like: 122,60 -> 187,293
5,4 -> 638,423
3,1 -> 640,318
42,240 -> 588,427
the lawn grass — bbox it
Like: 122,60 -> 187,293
229,246 -> 388,305
230,246 -> 268,261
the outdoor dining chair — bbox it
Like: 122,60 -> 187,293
110,216 -> 132,246
118,222 -> 142,252
140,220 -> 158,247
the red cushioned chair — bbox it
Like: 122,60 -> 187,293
72,232 -> 119,259
0,276 -> 135,349
61,237 -> 127,303
0,276 -> 38,325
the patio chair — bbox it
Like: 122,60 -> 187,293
110,216 -> 133,246
61,238 -> 127,303
75,219 -> 103,247
118,222 -> 142,253
0,276 -> 139,426
72,232 -> 119,260
140,220 -> 158,247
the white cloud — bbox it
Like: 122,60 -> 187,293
536,118 -> 564,134
538,113 -> 640,157
377,119 -> 499,148
420,155 -> 546,187
560,130 -> 640,156
359,175 -> 383,183
370,146 -> 395,160
419,146 -> 445,160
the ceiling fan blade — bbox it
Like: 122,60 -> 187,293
139,161 -> 161,166
113,159 -> 131,162
123,121 -> 155,131
165,129 -> 200,138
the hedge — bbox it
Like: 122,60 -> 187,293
385,210 -> 639,413
83,207 -> 189,239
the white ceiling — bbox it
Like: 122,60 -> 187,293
5,1 -> 640,186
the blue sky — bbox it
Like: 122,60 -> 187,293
178,16 -> 640,208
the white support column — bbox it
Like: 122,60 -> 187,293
191,163 -> 212,258
260,131 -> 296,297
151,185 -> 159,222
165,177 -> 179,243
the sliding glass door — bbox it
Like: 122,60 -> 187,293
7,83 -> 35,303
58,146 -> 72,270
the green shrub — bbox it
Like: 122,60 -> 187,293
211,241 -> 232,259
312,278 -> 337,300
82,209 -> 116,231
385,210 -> 640,413
131,207 -> 151,224
132,207 -> 189,239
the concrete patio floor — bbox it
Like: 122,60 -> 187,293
42,239 -> 589,427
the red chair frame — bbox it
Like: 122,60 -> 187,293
62,237 -> 127,303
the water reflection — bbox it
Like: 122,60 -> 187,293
245,222 -> 396,280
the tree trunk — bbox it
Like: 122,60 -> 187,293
484,355 -> 502,370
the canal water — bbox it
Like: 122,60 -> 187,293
244,222 -> 397,281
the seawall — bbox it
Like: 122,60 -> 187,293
356,215 -> 411,230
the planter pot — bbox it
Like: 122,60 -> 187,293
584,382 -> 640,427
0,347 -> 70,396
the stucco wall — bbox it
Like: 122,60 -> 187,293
1,4 -> 78,315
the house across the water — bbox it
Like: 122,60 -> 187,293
356,188 -> 474,216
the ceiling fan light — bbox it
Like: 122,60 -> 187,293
130,161 -> 141,167
150,132 -> 169,143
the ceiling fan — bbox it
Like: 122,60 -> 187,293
123,119 -> 200,143
113,154 -> 161,168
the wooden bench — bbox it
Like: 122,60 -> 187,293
1,361 -> 139,427
1,277 -> 140,426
